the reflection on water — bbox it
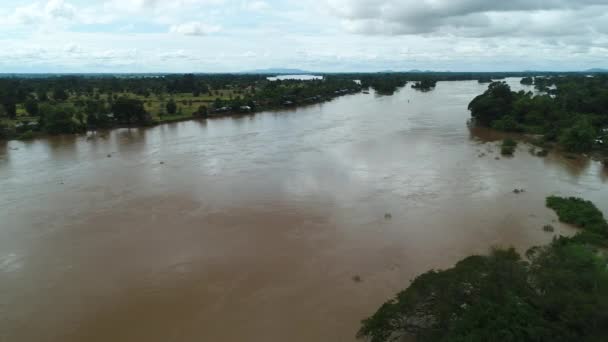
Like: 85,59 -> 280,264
0,78 -> 607,342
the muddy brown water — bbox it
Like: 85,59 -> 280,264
1,78 -> 607,342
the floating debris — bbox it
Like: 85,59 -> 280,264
543,224 -> 555,232
384,213 -> 392,220
352,275 -> 362,283
107,154 -> 112,158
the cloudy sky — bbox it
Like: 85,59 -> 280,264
0,0 -> 607,72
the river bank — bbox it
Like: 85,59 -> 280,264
0,88 -> 361,142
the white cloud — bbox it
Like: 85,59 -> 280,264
169,21 -> 221,36
242,0 -> 270,11
325,0 -> 608,36
13,0 -> 75,25
0,0 -> 607,72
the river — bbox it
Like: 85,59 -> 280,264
1,78 -> 607,342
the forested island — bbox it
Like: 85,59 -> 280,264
411,79 -> 438,91
358,196 -> 608,342
468,75 -> 608,155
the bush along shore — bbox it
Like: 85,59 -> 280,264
358,196 -> 608,342
468,75 -> 608,161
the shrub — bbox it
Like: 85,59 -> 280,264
18,130 -> 34,140
546,196 -> 607,237
500,138 -> 517,155
492,115 -> 523,132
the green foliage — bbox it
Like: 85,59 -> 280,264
411,79 -> 438,92
469,75 -> 608,155
112,97 -> 150,124
36,89 -> 48,101
40,103 -> 85,134
546,196 -> 607,237
1,102 -> 17,119
359,240 -> 608,342
52,88 -> 69,101
468,82 -> 514,126
491,115 -> 523,132
520,77 -> 534,85
360,74 -> 408,95
24,98 -> 39,116
166,99 -> 177,115
17,130 -> 35,140
85,100 -> 112,128
193,105 -> 208,117
558,117 -> 595,152
360,198 -> 608,342
501,138 -> 517,156
0,121 -> 16,139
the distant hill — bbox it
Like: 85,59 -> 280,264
586,68 -> 608,73
239,68 -> 313,74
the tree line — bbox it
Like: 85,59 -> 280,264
468,76 -> 608,153
0,74 -> 366,140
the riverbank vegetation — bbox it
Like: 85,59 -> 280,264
468,76 -> 608,155
411,79 -> 438,91
546,196 -> 607,244
0,74 -> 362,140
360,75 -> 408,95
500,138 -> 517,156
358,196 -> 608,342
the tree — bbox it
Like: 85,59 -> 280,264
112,97 -> 149,124
86,100 -> 113,128
24,98 -> 39,116
36,89 -> 48,102
1,102 -> 16,119
193,105 -> 208,117
166,99 -> 177,115
559,117 -> 595,152
40,104 -> 85,134
520,76 -> 534,85
359,196 -> 608,342
52,88 -> 69,102
0,120 -> 16,139
358,240 -> 608,342
468,82 -> 514,126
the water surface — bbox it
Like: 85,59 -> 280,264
1,78 -> 607,342
267,74 -> 323,81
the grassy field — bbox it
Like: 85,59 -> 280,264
5,88 -> 248,126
